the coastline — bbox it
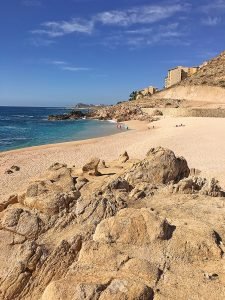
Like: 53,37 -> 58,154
0,120 -> 145,155
2,117 -> 225,200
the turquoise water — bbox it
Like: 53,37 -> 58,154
0,106 -> 122,152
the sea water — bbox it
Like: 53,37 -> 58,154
0,106 -> 122,152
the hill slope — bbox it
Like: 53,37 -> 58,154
180,51 -> 225,88
134,50 -> 225,109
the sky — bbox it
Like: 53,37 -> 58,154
0,0 -> 225,107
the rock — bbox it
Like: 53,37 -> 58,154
5,169 -> 13,174
189,168 -> 201,176
75,177 -> 89,190
48,110 -> 85,121
125,147 -> 190,185
152,109 -> 163,116
129,183 -> 156,200
118,151 -> 129,163
0,194 -> 18,212
82,158 -> 101,176
170,177 -> 225,197
75,190 -> 127,225
99,160 -> 108,168
90,104 -> 154,122
108,177 -> 131,192
169,178 -> 198,194
204,273 -> 219,280
11,165 -> 20,171
23,180 -> 81,215
45,163 -> 75,192
49,162 -> 67,170
200,178 -> 225,197
0,239 -> 44,299
99,279 -> 153,300
42,280 -> 107,300
93,208 -> 175,245
168,222 -> 222,262
1,208 -> 42,240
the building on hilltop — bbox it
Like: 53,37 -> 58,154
135,86 -> 158,100
165,66 -> 199,88
130,86 -> 158,101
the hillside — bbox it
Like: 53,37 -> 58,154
180,51 -> 225,88
133,50 -> 225,111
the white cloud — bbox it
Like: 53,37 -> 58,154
62,66 -> 91,71
103,22 -> 186,48
125,28 -> 153,34
31,2 -> 190,38
96,4 -> 189,26
32,19 -> 94,37
201,16 -> 221,26
51,60 -> 67,65
201,0 -> 225,13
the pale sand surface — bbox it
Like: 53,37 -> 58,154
1,117 -> 225,199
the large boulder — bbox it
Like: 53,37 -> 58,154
125,147 -> 190,185
45,163 -> 75,192
21,180 -> 80,215
93,208 -> 174,245
41,277 -> 153,300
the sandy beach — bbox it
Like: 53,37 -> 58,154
1,116 -> 225,199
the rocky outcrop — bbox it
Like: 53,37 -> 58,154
169,176 -> 225,197
125,147 -> 190,185
90,104 -> 156,122
48,110 -> 85,121
1,147 -> 225,299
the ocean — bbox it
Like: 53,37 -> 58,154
0,106 -> 122,152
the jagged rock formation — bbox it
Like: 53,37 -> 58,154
90,104 -> 157,122
48,110 -> 85,121
1,147 -> 225,299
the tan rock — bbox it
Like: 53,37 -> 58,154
125,147 -> 190,185
93,208 -> 174,245
82,157 -> 101,176
118,151 -> 129,163
0,194 -> 18,212
23,180 -> 80,215
99,279 -> 153,300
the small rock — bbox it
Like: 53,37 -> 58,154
118,151 -> 129,163
11,165 -> 20,171
99,160 -> 108,168
0,194 -> 18,212
204,273 -> 219,280
82,158 -> 101,176
75,177 -> 89,190
5,169 -> 13,174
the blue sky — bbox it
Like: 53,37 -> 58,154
0,0 -> 225,106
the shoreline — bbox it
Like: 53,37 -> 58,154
0,120 -> 145,156
2,116 -> 225,200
